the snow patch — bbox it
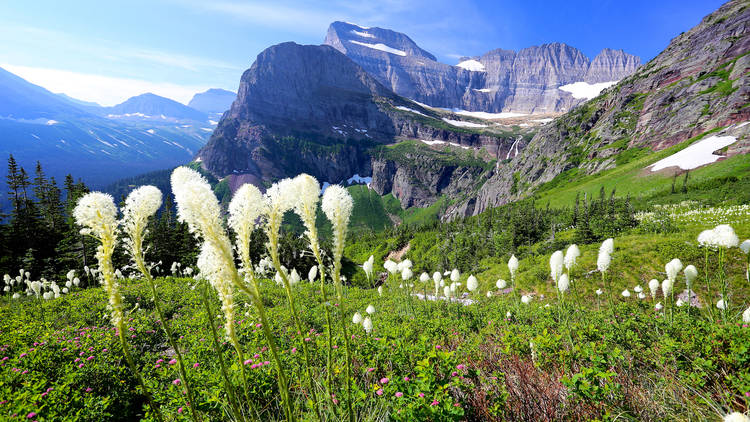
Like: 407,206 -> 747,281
532,118 -> 553,123
46,119 -> 59,125
735,121 -> 749,129
349,40 -> 406,56
420,139 -> 471,150
649,135 -> 738,172
350,30 -> 375,38
473,88 -> 494,93
456,59 -> 485,72
346,174 -> 372,187
559,80 -> 619,100
209,120 -> 218,125
146,129 -> 156,134
442,118 -> 487,128
345,22 -> 370,29
201,128 -> 213,132
395,106 -> 428,117
446,109 -> 527,119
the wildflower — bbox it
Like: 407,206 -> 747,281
564,244 -> 580,271
363,256 -> 374,279
73,192 -> 123,327
600,238 -> 614,255
557,273 -> 570,293
395,392 -> 403,398
655,302 -> 663,311
289,269 -> 301,286
621,289 -> 631,298
648,279 -> 659,298
713,225 -> 740,248
595,289 -> 603,296
443,286 -> 451,298
384,260 -> 398,274
377,286 -> 383,296
743,307 -> 750,323
366,305 -> 375,315
363,317 -> 373,334
506,311 -> 512,318
665,258 -> 683,283
467,275 -> 478,292
486,291 -> 492,298
661,279 -> 673,298
376,389 -> 383,396
684,265 -> 698,286
717,298 -> 727,310
419,272 -> 430,283
521,295 -> 532,304
401,268 -> 413,281
308,266 -> 318,283
723,411 -> 750,422
508,255 -> 519,278
450,269 -> 460,282
634,285 -> 643,293
740,240 -> 750,254
597,249 -> 611,273
121,185 -> 162,266
549,250 -> 563,283
676,299 -> 685,307
352,312 -> 363,325
496,279 -> 507,289
637,292 -> 646,299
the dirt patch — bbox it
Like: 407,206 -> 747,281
385,242 -> 411,262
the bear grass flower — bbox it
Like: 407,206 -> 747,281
366,305 -> 375,315
352,312 -> 363,325
496,279 -> 507,289
621,289 -> 631,298
450,269 -> 460,282
743,306 -> 750,323
564,244 -> 580,271
308,266 -> 318,283
723,412 -> 750,422
549,250 -> 564,283
74,191 -> 163,421
466,275 -> 478,292
322,184 -> 355,421
557,273 -> 569,293
649,279 -> 659,299
363,317 -> 373,334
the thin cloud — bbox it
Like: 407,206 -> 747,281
2,64 -> 212,106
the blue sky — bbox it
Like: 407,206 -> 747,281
0,0 -> 725,106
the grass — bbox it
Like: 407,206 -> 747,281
533,127 -> 750,207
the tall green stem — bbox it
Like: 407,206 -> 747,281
135,258 -> 200,422
333,263 -> 354,422
200,284 -> 245,422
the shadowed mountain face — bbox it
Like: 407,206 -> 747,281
196,42 -> 522,193
324,21 -> 640,113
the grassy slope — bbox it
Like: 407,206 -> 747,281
535,128 -> 750,208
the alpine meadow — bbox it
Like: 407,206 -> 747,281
2,1 -> 750,421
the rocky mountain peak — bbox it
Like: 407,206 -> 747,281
324,21 -> 437,60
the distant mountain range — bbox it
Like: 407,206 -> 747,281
324,21 -> 640,113
0,66 -> 236,192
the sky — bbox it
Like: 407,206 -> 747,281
0,0 -> 726,106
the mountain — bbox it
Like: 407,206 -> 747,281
0,67 -> 212,190
323,21 -> 640,113
196,42 -> 525,196
104,93 -> 208,122
188,88 -> 237,115
448,0 -> 750,217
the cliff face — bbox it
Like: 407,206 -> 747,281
453,0 -> 750,218
324,21 -> 641,113
196,42 -> 521,191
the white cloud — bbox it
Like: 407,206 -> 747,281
2,64 -> 210,106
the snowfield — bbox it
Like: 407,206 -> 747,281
395,106 -> 429,117
420,139 -> 471,150
559,81 -> 619,100
350,30 -> 375,38
442,118 -> 487,128
349,40 -> 406,56
648,135 -> 738,171
456,59 -> 485,72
